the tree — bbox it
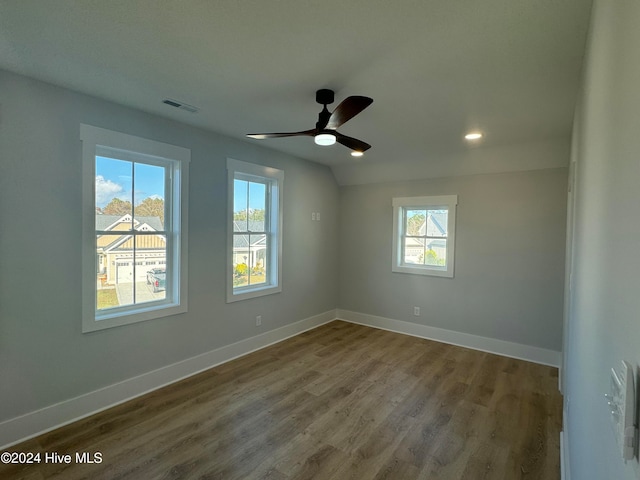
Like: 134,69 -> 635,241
234,208 -> 265,223
101,197 -> 165,224
425,248 -> 445,266
407,213 -> 425,236
102,197 -> 132,216
135,197 -> 165,223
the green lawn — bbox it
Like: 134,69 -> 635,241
233,273 -> 266,288
97,288 -> 119,309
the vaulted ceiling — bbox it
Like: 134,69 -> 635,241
0,0 -> 593,184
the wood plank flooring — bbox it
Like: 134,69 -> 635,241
1,321 -> 562,479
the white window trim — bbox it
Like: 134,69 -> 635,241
81,124 -> 190,332
227,158 -> 283,303
392,194 -> 458,278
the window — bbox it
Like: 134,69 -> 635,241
81,125 -> 189,332
392,195 -> 458,278
227,158 -> 283,302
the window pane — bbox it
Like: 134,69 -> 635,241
403,237 -> 425,265
425,239 -> 447,266
234,179 -> 249,232
227,159 -> 283,302
134,162 -> 166,230
233,234 -> 250,288
96,234 -> 133,310
96,156 -> 133,231
248,181 -> 266,232
426,209 -> 448,237
405,209 -> 426,236
136,234 -> 167,304
249,234 -> 267,286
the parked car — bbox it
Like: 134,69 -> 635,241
146,268 -> 166,293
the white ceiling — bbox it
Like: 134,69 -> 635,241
0,0 -> 593,182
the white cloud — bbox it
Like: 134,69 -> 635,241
95,175 -> 124,206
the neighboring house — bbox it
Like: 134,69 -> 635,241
404,211 -> 447,265
96,214 -> 166,284
232,219 -> 267,270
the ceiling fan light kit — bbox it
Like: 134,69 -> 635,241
247,89 -> 373,154
314,132 -> 337,146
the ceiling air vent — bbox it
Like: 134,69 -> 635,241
162,98 -> 199,113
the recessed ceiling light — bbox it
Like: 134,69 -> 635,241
465,132 -> 483,140
351,151 -> 364,157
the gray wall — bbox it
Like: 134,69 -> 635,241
338,168 -> 568,351
565,1 -> 640,478
0,69 -> 340,422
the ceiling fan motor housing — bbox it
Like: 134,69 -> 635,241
316,89 -> 334,105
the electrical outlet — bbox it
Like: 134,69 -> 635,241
413,307 -> 420,316
316,212 -> 321,221
311,212 -> 316,221
256,315 -> 262,327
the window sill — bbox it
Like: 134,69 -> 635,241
392,264 -> 454,278
227,284 -> 282,303
83,302 -> 187,333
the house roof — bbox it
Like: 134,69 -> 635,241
233,220 -> 267,250
421,212 -> 447,237
96,214 -> 166,253
233,236 -> 266,250
96,214 -> 164,232
233,220 -> 265,233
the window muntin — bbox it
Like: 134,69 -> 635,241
227,159 -> 283,302
392,195 -> 457,278
82,125 -> 189,332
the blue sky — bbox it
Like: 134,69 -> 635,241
234,179 -> 266,213
96,156 -> 266,213
95,156 -> 165,207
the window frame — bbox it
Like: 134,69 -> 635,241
227,158 -> 283,303
81,124 -> 190,332
392,195 -> 458,278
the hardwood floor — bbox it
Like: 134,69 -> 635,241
2,321 -> 562,479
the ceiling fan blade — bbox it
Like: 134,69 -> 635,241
335,132 -> 371,152
326,96 -> 373,130
247,129 -> 317,139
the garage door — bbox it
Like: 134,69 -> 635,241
115,262 -> 148,284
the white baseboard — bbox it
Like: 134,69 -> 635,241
561,410 -> 571,480
336,309 -> 561,367
0,309 -> 336,449
561,431 -> 567,480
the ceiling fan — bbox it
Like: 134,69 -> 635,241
247,89 -> 373,155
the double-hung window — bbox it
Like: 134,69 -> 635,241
227,158 -> 283,302
81,125 -> 189,332
392,195 -> 458,278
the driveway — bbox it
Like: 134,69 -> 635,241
115,281 -> 165,305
